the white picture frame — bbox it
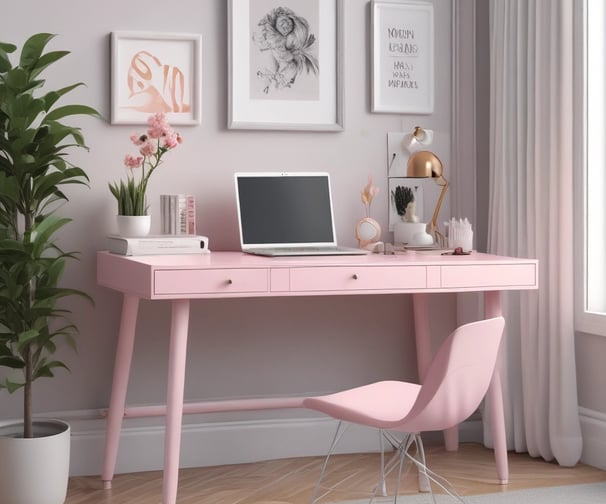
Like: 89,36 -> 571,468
111,31 -> 202,125
228,0 -> 344,131
371,0 -> 434,114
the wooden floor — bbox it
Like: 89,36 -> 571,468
66,443 -> 606,504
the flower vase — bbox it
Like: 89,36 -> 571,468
117,215 -> 151,237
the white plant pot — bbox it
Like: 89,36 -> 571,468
0,419 -> 70,504
117,214 -> 151,237
393,221 -> 433,246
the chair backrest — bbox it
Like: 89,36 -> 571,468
396,316 -> 505,433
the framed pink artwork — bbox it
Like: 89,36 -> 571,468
110,31 -> 202,125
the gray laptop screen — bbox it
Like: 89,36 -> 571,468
237,174 -> 335,245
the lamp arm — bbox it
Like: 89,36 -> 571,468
429,179 -> 449,244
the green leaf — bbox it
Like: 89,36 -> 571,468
29,50 -> 69,80
19,33 -> 55,71
45,104 -> 100,121
30,215 -> 70,257
0,42 -> 17,53
5,379 -> 24,393
4,68 -> 27,90
0,356 -> 24,368
42,83 -> 84,111
17,329 -> 39,346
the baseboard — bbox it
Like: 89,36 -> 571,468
43,409 -> 483,477
579,407 -> 606,470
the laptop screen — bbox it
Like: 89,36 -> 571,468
235,172 -> 337,247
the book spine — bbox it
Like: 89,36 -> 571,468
186,195 -> 196,235
160,195 -> 169,234
178,195 -> 187,234
160,194 -> 196,236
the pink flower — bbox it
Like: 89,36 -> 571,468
139,141 -> 157,157
147,112 -> 171,139
162,133 -> 180,149
130,133 -> 147,146
124,154 -> 143,169
111,113 -> 182,216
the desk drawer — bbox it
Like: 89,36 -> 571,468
290,266 -> 426,292
154,268 -> 268,295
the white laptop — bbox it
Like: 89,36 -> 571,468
235,172 -> 368,256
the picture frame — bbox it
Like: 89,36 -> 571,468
371,0 -> 434,114
228,0 -> 344,131
388,178 -> 424,232
110,31 -> 202,125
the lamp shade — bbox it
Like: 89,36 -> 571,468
407,151 -> 443,178
402,126 -> 434,152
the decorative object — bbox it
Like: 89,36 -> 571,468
407,149 -> 449,247
0,33 -> 98,502
388,178 -> 424,232
228,0 -> 344,131
116,215 -> 152,237
109,112 -> 182,233
356,176 -> 382,250
446,217 -> 474,252
0,420 -> 70,504
371,0 -> 434,114
111,31 -> 202,125
403,125 -> 434,151
391,188 -> 433,246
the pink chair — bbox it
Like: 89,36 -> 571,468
303,316 -> 505,503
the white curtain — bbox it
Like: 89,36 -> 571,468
486,0 -> 582,465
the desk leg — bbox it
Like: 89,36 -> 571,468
412,294 -> 459,451
102,294 -> 140,489
484,291 -> 508,484
163,299 -> 191,504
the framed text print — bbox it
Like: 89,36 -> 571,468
111,31 -> 202,125
371,0 -> 434,114
228,0 -> 344,131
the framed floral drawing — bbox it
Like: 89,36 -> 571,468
228,0 -> 344,131
371,0 -> 434,114
110,31 -> 202,125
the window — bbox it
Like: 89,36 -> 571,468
577,0 -> 606,335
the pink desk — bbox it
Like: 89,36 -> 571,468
97,250 -> 538,504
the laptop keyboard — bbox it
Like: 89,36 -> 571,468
250,246 -> 368,256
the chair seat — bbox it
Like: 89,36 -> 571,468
303,380 -> 422,428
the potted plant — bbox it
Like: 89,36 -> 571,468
0,33 -> 99,504
108,113 -> 182,236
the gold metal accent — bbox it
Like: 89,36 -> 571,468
406,151 -> 449,247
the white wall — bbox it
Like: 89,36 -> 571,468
0,0 -> 459,475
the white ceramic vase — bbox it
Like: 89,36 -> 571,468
394,221 -> 433,246
116,215 -> 151,237
0,419 -> 71,504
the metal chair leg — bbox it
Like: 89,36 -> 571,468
310,421 -> 349,504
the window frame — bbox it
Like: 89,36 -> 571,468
575,0 -> 606,336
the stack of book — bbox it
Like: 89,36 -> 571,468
107,235 -> 210,256
160,194 -> 196,235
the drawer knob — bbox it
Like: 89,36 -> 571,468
352,274 -> 359,280
227,279 -> 233,285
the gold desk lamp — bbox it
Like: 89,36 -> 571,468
406,127 -> 448,247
